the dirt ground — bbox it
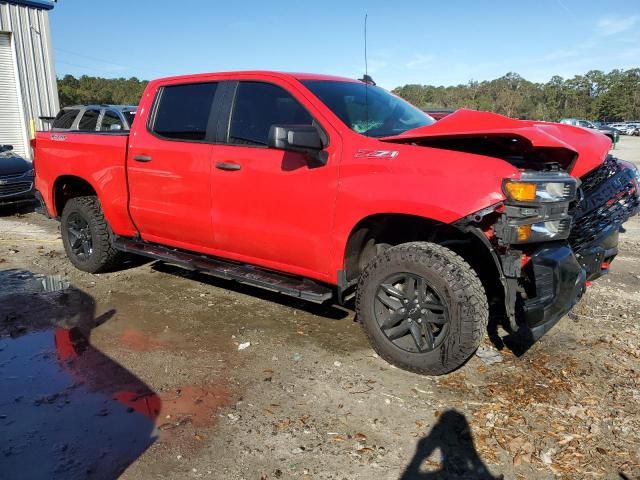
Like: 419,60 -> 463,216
1,137 -> 639,480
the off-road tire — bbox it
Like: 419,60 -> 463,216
61,196 -> 123,273
356,242 -> 488,375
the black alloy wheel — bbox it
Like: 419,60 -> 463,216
66,211 -> 94,259
374,273 -> 449,353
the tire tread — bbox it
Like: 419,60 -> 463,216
355,241 -> 488,375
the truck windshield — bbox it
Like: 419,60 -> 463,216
302,80 -> 434,137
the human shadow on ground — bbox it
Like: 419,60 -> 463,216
0,269 -> 161,480
400,410 -> 502,480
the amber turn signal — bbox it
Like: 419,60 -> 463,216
504,182 -> 537,202
516,224 -> 533,242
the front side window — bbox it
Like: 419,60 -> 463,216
302,80 -> 434,137
152,82 -> 218,141
53,109 -> 80,129
78,109 -> 100,131
100,110 -> 124,131
229,82 -> 313,146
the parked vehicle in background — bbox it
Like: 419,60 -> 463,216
51,105 -> 137,132
609,123 -> 628,134
422,108 -> 456,121
34,71 -> 640,375
559,118 -> 619,144
620,123 -> 640,136
0,144 -> 34,207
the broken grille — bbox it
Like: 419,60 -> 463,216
569,157 -> 639,252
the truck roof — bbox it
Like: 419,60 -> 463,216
151,71 -> 361,84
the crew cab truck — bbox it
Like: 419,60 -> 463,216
34,71 -> 640,375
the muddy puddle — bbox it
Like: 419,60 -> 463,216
0,269 -> 160,479
0,269 -> 240,479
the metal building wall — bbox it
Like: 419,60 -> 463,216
0,1 -> 58,158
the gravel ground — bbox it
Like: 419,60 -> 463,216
0,137 -> 639,480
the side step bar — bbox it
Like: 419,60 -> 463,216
113,238 -> 334,304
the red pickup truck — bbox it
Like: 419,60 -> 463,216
35,71 -> 640,375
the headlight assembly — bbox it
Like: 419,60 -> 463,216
511,219 -> 572,243
503,173 -> 577,203
496,171 -> 578,244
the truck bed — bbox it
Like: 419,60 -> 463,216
35,131 -> 136,236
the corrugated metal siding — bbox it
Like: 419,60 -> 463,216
0,1 -> 58,159
0,32 -> 28,157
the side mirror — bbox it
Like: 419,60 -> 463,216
0,144 -> 13,153
268,125 -> 328,167
110,124 -> 122,131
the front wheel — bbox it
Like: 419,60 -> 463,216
356,242 -> 488,375
61,196 -> 124,273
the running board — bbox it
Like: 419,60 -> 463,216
114,238 -> 333,304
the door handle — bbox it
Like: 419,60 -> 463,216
133,155 -> 152,162
216,162 -> 241,171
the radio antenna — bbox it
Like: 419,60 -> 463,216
364,13 -> 368,80
364,13 -> 369,135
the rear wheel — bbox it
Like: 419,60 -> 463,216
61,196 -> 123,273
356,242 -> 488,375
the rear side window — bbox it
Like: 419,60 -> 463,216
100,110 -> 124,131
52,109 -> 79,129
152,83 -> 218,141
229,82 -> 313,146
78,109 -> 100,131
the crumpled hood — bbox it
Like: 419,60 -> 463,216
381,109 -> 611,178
0,152 -> 32,176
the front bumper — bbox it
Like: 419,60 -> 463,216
521,244 -> 586,340
510,157 -> 638,339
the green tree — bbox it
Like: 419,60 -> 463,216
392,68 -> 640,121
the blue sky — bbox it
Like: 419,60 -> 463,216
50,0 -> 640,89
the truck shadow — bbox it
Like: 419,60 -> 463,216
400,410 -> 502,480
0,269 -> 161,480
487,313 -> 540,357
0,200 -> 36,217
152,261 -> 536,357
151,261 -> 350,320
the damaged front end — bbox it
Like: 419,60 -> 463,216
456,156 -> 639,340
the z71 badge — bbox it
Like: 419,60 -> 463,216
354,149 -> 399,159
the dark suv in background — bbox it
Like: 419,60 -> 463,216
0,144 -> 34,208
51,105 -> 137,132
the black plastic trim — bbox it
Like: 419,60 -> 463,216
521,244 -> 586,339
113,238 -> 333,304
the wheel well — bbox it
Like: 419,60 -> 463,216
342,214 -> 504,307
53,176 -> 96,216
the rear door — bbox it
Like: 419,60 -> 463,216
127,81 -> 220,249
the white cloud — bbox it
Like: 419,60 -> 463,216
596,15 -> 639,36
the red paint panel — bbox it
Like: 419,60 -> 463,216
34,132 -> 137,236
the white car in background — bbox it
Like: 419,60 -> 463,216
622,123 -> 640,136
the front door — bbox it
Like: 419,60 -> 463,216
210,80 -> 341,280
127,81 -> 218,249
